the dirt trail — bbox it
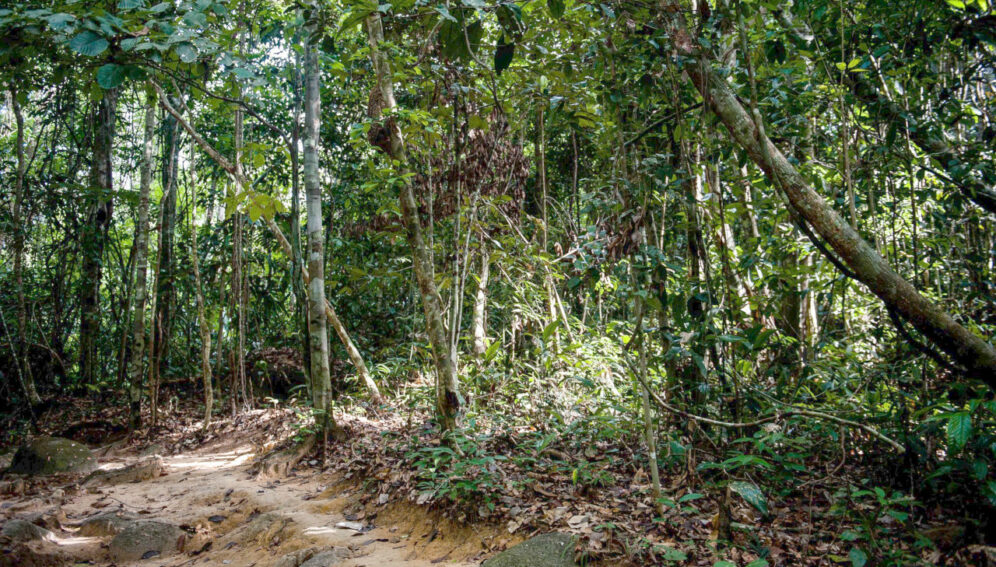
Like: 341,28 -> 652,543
4,440 -> 483,567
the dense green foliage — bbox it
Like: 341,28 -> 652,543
1,0 -> 995,564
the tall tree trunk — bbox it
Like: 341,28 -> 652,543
188,140 -> 213,428
365,13 -> 460,431
128,91 -> 156,430
290,48 -> 312,391
303,39 -> 338,435
660,3 -> 996,382
152,102 -> 180,386
79,89 -> 118,385
10,84 -> 41,406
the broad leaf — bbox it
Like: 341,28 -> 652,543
494,36 -> 514,75
96,63 -> 126,89
69,30 -> 109,56
729,481 -> 768,515
947,412 -> 972,453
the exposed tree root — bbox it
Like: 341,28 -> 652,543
252,434 -> 315,480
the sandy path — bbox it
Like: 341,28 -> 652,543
51,443 -> 480,567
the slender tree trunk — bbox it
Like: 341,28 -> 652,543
10,85 -> 41,406
365,13 -> 460,431
188,140 -> 213,428
129,92 -> 156,430
303,39 -> 339,435
290,48 -> 312,391
660,3 -> 996,381
79,89 -> 118,385
152,102 -> 179,386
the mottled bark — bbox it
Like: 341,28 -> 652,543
79,89 -> 118,385
129,92 -> 156,430
189,143 -> 213,428
471,250 -> 491,356
303,40 -> 335,433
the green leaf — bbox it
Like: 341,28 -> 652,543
494,36 -> 514,75
746,560 -> 769,567
947,412 -> 972,453
96,64 -> 126,89
175,42 -> 197,62
714,562 -> 737,567
849,547 -> 868,567
438,17 -> 483,61
118,0 -> 145,9
547,0 -> 565,18
69,30 -> 109,56
729,481 -> 768,515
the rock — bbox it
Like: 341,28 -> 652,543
76,511 -> 137,537
81,455 -> 165,487
272,548 -> 319,567
299,549 -> 350,567
334,521 -> 364,531
1,519 -> 56,543
482,533 -> 578,567
7,437 -> 97,476
108,520 -> 186,562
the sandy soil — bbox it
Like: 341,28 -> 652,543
2,437 -> 487,567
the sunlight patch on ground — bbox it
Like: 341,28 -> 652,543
167,449 -> 255,471
303,526 -> 338,536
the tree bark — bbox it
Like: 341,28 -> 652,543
129,91 -> 156,430
10,84 -> 41,406
188,138 -> 213,428
660,3 -> 996,382
365,13 -> 460,431
79,89 -> 117,385
303,39 -> 337,434
471,249 -> 490,356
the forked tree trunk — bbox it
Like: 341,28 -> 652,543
79,89 -> 118,385
660,3 -> 996,382
365,13 -> 461,431
129,91 -> 156,430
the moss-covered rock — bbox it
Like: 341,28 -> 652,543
7,437 -> 97,476
482,533 -> 579,567
108,520 -> 186,562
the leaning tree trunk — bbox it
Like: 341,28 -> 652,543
128,91 -> 156,430
303,39 -> 338,435
660,2 -> 996,382
10,84 -> 41,406
152,82 -> 384,404
79,89 -> 118,385
365,13 -> 461,431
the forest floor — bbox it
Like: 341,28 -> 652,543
1,393 -> 988,566
0,402 -> 503,567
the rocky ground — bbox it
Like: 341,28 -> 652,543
0,411 -> 576,567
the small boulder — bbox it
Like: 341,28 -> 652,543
108,520 -> 186,562
482,532 -> 578,567
7,437 -> 97,476
1,519 -> 56,543
76,511 -> 137,537
299,548 -> 350,567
